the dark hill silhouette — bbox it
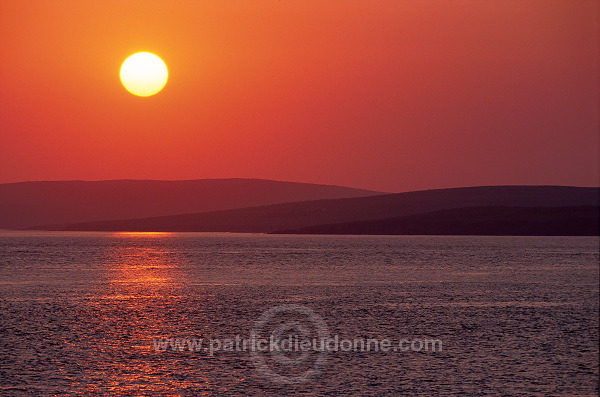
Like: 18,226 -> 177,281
0,179 -> 382,229
32,185 -> 600,234
274,206 -> 599,236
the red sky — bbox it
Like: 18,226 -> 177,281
1,0 -> 598,192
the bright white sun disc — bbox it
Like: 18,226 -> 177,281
120,52 -> 168,97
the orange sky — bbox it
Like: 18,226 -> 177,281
0,0 -> 598,192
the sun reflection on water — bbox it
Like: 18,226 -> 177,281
104,232 -> 183,291
113,231 -> 174,237
109,246 -> 175,286
80,233 -> 213,394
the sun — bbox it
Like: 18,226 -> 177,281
120,52 -> 168,97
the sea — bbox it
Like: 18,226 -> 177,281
0,231 -> 598,396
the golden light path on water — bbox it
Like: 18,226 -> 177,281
84,232 -> 214,395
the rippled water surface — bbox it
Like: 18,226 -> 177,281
0,231 -> 598,396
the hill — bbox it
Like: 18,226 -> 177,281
31,185 -> 600,234
0,179 -> 382,229
274,206 -> 599,236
